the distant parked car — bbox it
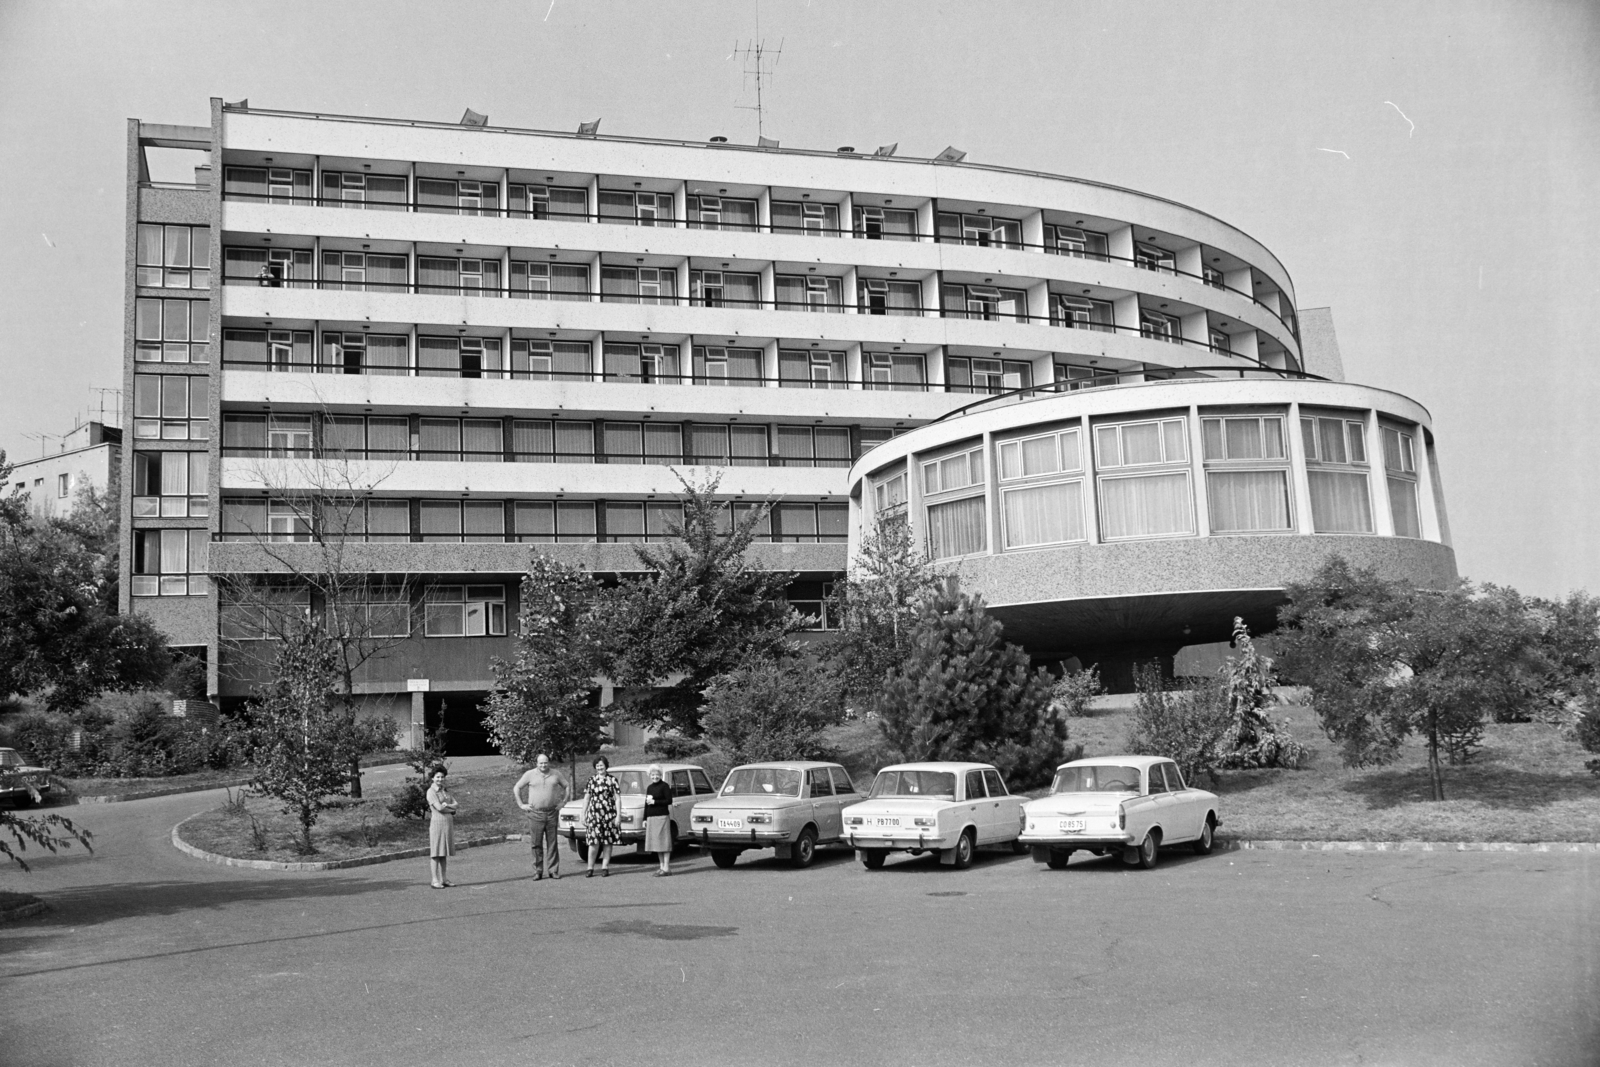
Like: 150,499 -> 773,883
689,761 -> 860,869
1019,755 -> 1220,869
558,763 -> 716,861
0,748 -> 52,805
841,762 -> 1027,870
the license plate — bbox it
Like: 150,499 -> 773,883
717,818 -> 745,830
872,816 -> 901,828
1059,819 -> 1086,833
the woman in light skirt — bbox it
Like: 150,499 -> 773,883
426,765 -> 458,888
643,764 -> 675,876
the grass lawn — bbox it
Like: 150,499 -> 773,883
1063,703 -> 1600,842
58,751 -> 410,802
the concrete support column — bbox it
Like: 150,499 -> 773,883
845,342 -> 864,390
1026,279 -> 1049,324
1113,293 -> 1142,336
1108,225 -> 1135,265
1081,417 -> 1101,545
983,431 -> 1002,556
1286,402 -> 1316,534
1022,209 -> 1046,251
409,690 -> 426,750
1175,243 -> 1203,278
840,194 -> 854,239
1365,409 -> 1395,536
762,340 -> 779,387
1413,421 -> 1442,542
1188,404 -> 1210,537
843,267 -> 859,313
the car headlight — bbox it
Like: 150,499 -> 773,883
748,813 -> 772,824
912,817 -> 935,827
845,816 -> 863,826
692,814 -> 713,824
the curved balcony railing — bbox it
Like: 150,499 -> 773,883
219,444 -> 857,468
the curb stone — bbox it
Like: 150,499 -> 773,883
171,814 -> 526,871
0,899 -> 50,923
1219,839 -> 1600,853
72,777 -> 256,804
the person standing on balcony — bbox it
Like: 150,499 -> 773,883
513,753 -> 569,880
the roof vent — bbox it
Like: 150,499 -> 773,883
836,146 -> 856,154
934,146 -> 967,163
709,135 -> 729,143
460,109 -> 487,127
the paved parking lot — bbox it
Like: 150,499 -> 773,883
0,781 -> 1596,1067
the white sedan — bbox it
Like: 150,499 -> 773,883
1019,755 -> 1220,869
841,762 -> 1027,870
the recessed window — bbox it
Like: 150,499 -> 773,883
134,298 -> 210,364
1201,415 -> 1292,534
922,445 -> 987,560
771,200 -> 839,235
424,585 -> 507,637
137,225 -> 209,289
945,356 -> 1032,395
510,260 -> 590,301
860,278 -> 923,316
690,270 -> 760,309
223,166 -> 311,204
508,183 -> 588,221
416,177 -> 499,216
865,352 -> 926,392
775,273 -> 843,313
686,195 -> 757,232
319,170 -> 407,210
852,205 -> 917,241
132,374 -> 208,441
513,339 -> 592,381
1381,425 -> 1421,538
936,212 -> 1022,249
692,346 -> 763,386
1051,295 -> 1114,332
601,266 -> 678,305
133,452 -> 207,518
942,283 -> 1026,322
1049,225 -> 1108,260
131,528 -> 209,597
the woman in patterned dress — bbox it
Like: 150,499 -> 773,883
582,756 -> 621,877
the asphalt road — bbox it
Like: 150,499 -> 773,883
1,764 -> 1596,1067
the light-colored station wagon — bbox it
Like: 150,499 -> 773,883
558,763 -> 716,860
841,762 -> 1026,870
689,761 -> 860,869
1019,755 -> 1220,869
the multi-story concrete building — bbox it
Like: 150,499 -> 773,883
4,421 -> 122,521
121,100 -> 1454,747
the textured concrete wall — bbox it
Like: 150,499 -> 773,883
1297,307 -> 1346,382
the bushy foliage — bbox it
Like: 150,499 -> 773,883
700,654 -> 843,765
1050,665 -> 1104,718
2,691 -> 247,779
484,557 -> 608,765
1124,664 -> 1233,787
877,577 -> 1065,789
825,522 -> 944,716
644,733 -> 711,760
387,727 -> 449,820
1214,619 -> 1304,771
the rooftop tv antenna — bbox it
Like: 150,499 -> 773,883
91,387 -> 123,429
733,10 -> 782,140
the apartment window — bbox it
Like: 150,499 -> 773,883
513,500 -> 598,542
600,266 -> 678,305
603,343 -> 679,383
132,374 -> 208,441
266,499 -> 313,542
352,587 -> 411,638
224,246 -> 312,289
366,499 -> 411,542
773,503 -> 848,543
685,195 -> 757,232
873,470 -> 908,527
419,500 -> 506,543
134,298 -> 210,364
787,581 -> 836,630
713,502 -> 773,542
322,332 -> 409,376
223,166 -> 311,204
419,256 -> 501,297
922,445 -> 987,560
1301,414 -> 1373,534
416,178 -> 499,216
778,349 -> 847,390
418,336 -> 504,379
852,205 -> 917,241
692,346 -> 763,385
136,225 -> 209,289
601,501 -> 685,543
945,356 -> 1032,395
319,170 -> 407,210
219,586 -> 311,641
771,200 -> 839,235
510,419 -> 596,463
998,427 -> 1086,549
56,473 -> 70,499
322,251 -> 407,293
508,183 -> 588,220
599,190 -> 675,226
133,452 -> 208,518
221,328 -> 311,371
1139,309 -> 1181,343
687,424 -> 768,466
510,261 -> 591,301
1382,425 -> 1421,538
1051,295 -> 1114,332
1134,244 -> 1177,274
601,421 -> 683,465
936,212 -> 1022,249
512,339 -> 592,381
1203,263 -> 1226,289
866,352 -> 926,391
690,270 -> 760,309
859,278 -> 923,316
942,283 -> 1027,322
1049,225 -> 1109,260
1201,415 -> 1292,534
774,274 -> 843,312
131,529 -> 209,597
1095,417 -> 1195,540
368,417 -> 410,460
1209,328 -> 1233,355
424,586 -> 507,637
775,426 -> 851,469
416,418 -> 462,462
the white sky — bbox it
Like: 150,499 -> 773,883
0,0 -> 1594,597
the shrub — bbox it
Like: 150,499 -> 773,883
1124,664 -> 1232,787
644,733 -> 711,760
1050,666 -> 1103,718
1215,620 -> 1304,771
700,655 -> 842,765
387,728 -> 449,820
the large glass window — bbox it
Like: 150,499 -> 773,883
599,190 -> 675,226
600,266 -> 678,305
998,427 -> 1086,549
852,205 -> 917,241
321,251 -> 407,293
1095,417 -> 1194,540
602,343 -> 679,383
513,500 -> 598,542
221,328 -> 311,371
416,178 -> 499,216
133,452 -> 208,519
1301,414 -> 1373,534
319,170 -> 407,210
224,166 -> 311,204
1051,295 -> 1114,332
1382,425 -> 1421,538
134,298 -> 210,364
1139,309 -> 1181,343
942,283 -> 1028,322
320,332 -> 409,376
774,274 -> 843,312
686,424 -> 768,466
1134,243 -> 1177,274
512,339 -> 592,381
945,356 -> 1032,395
219,586 -> 312,641
685,195 -> 757,231
510,261 -> 591,301
936,212 -> 1022,249
424,586 -> 507,637
690,270 -> 760,309
1201,415 -> 1292,534
771,200 -> 840,235
778,350 -> 846,389
418,256 -> 501,297
508,183 -> 588,220
692,346 -> 763,385
865,352 -> 925,391
132,374 -> 208,441
858,278 -> 923,316
223,246 -> 312,289
131,529 -> 209,597
1049,225 -> 1109,260
136,225 -> 209,289
418,336 -> 504,379
922,445 -> 987,559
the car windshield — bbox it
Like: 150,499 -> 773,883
869,770 -> 956,799
0,751 -> 24,768
613,771 -> 650,795
721,767 -> 802,797
1051,766 -> 1142,794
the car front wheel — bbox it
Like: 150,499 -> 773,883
861,848 -> 887,870
1193,818 -> 1215,855
710,849 -> 739,869
949,829 -> 975,870
790,827 -> 818,868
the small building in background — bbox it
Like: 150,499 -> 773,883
2,422 -> 122,520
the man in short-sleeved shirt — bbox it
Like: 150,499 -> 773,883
513,754 -> 569,879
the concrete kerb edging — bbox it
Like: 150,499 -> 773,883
1218,839 -> 1600,853
72,777 -> 256,804
171,813 -> 527,872
0,899 -> 50,923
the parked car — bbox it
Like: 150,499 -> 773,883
1019,755 -> 1220,869
558,763 -> 716,861
841,762 -> 1027,870
689,761 -> 859,869
0,748 -> 52,805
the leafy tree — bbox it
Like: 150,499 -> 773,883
825,520 -> 944,716
1125,663 -> 1232,787
1050,665 -> 1104,718
602,475 -> 799,736
701,654 -> 843,764
1521,590 -> 1600,721
877,577 -> 1065,788
1274,557 -> 1539,800
0,463 -> 169,711
0,806 -> 92,872
484,556 -> 608,782
1214,618 -> 1304,771
246,622 -> 393,853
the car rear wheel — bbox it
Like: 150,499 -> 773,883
949,829 -> 975,870
861,848 -> 887,870
1010,838 -> 1029,855
1193,818 -> 1215,855
1046,848 -> 1073,870
710,849 -> 739,869
1135,831 -> 1159,869
790,827 -> 818,868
